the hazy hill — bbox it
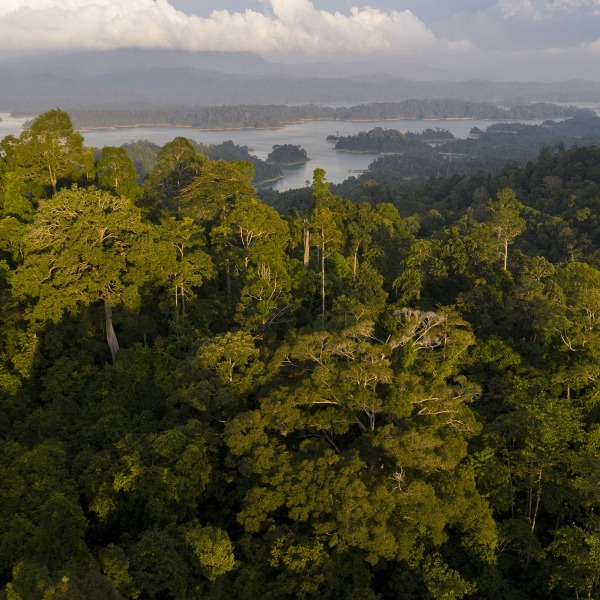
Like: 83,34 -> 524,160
0,48 -> 599,113
0,48 -> 277,78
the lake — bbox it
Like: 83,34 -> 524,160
0,113 -> 564,191
82,118 -> 561,191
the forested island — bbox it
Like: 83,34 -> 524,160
266,144 -> 309,166
2,108 -> 600,599
63,100 -> 590,130
332,127 -> 455,153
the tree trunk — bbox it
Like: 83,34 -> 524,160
503,238 -> 509,271
525,468 -> 543,567
303,219 -> 310,269
225,259 -> 231,297
49,165 -> 57,196
531,469 -> 543,535
321,239 -> 326,317
104,298 -> 120,364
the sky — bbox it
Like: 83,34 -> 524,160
0,0 -> 599,80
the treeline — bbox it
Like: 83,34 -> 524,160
439,115 -> 600,163
332,100 -> 589,121
2,109 -> 600,599
65,101 -> 591,130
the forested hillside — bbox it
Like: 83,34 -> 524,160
1,109 -> 600,599
65,101 -> 587,130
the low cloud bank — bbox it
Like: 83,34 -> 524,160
0,0 -> 467,56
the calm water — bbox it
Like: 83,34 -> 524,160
0,113 -> 562,191
82,118 -> 557,191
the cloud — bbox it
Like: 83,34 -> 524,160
0,0 -> 468,56
498,0 -> 600,19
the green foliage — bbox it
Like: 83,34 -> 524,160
486,188 -> 525,270
334,126 -> 454,153
14,186 -> 148,321
198,331 -> 265,395
96,146 -> 142,200
143,136 -> 206,219
266,144 -> 308,165
183,523 -> 235,581
549,521 -> 600,598
5,109 -> 600,598
128,529 -> 188,599
152,216 -> 214,318
11,109 -> 93,197
121,138 -> 160,180
88,425 -> 211,528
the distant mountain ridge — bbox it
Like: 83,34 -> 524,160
0,48 -> 599,114
0,48 -> 276,78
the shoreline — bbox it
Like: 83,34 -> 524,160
267,159 -> 310,167
76,122 -> 288,133
72,113 -> 571,134
334,148 -> 379,154
255,174 -> 285,187
75,116 -> 487,133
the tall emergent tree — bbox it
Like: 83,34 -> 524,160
309,169 -> 343,316
143,137 -> 205,218
486,187 -> 525,271
13,186 -> 149,363
12,109 -> 93,197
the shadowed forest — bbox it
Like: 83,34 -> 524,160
1,109 -> 600,599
